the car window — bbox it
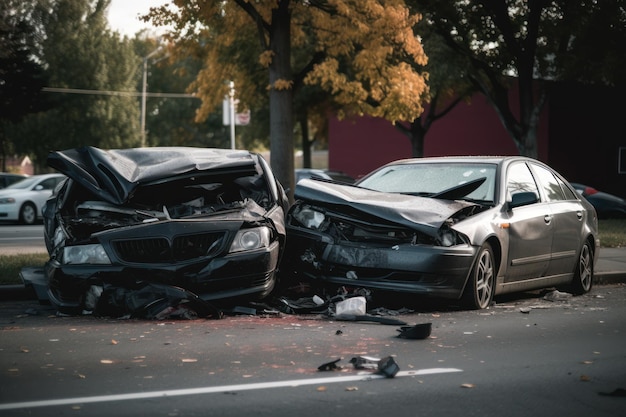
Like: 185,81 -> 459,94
507,162 -> 540,200
6,176 -> 38,189
39,178 -> 59,191
557,177 -> 578,200
531,164 -> 566,202
357,163 -> 496,202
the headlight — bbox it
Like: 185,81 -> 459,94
229,227 -> 270,253
0,198 -> 16,204
436,227 -> 469,247
293,206 -> 325,229
63,244 -> 111,265
439,229 -> 457,247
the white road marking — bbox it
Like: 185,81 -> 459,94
0,368 -> 462,410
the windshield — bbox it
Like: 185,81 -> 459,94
357,162 -> 497,203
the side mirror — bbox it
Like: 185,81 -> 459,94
508,191 -> 539,209
34,185 -> 44,191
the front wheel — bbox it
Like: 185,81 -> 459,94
462,243 -> 495,310
565,241 -> 593,295
19,202 -> 37,225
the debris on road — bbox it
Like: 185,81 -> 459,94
318,355 -> 400,378
396,322 -> 432,339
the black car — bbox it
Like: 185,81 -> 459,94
281,156 -> 599,310
41,146 -> 288,316
571,183 -> 626,219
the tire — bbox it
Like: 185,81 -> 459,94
19,202 -> 37,225
566,241 -> 594,295
462,242 -> 495,310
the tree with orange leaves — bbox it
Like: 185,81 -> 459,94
145,0 -> 428,199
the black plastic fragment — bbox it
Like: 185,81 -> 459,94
396,322 -> 432,339
377,356 -> 399,378
334,314 -> 407,325
318,358 -> 343,371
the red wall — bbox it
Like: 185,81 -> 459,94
329,92 -> 549,179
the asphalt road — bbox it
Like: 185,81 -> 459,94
1,283 -> 625,417
0,224 -> 47,255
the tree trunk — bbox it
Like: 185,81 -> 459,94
409,120 -> 426,157
396,117 -> 427,158
268,1 -> 295,202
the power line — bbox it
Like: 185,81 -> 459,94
42,87 -> 197,99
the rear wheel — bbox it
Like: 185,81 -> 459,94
462,243 -> 495,310
567,241 -> 593,295
19,202 -> 37,225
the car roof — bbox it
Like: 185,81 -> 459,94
380,155 -> 521,165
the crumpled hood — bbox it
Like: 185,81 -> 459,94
294,178 -> 478,231
47,146 -> 258,205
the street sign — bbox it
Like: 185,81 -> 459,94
223,99 -> 250,126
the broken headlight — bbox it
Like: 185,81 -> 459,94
63,244 -> 111,265
229,226 -> 270,253
436,227 -> 469,247
293,206 -> 325,229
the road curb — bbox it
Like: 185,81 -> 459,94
595,271 -> 626,286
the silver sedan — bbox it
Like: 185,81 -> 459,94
281,156 -> 599,309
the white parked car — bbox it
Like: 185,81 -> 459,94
0,173 -> 66,224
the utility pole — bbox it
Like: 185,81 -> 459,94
141,48 -> 161,147
229,81 -> 236,150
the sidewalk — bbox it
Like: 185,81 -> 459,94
594,247 -> 626,285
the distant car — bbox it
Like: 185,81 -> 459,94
281,156 -> 599,310
570,183 -> 626,219
295,168 -> 355,184
0,173 -> 66,224
0,173 -> 28,189
40,146 -> 289,316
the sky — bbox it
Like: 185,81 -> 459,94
107,0 -> 170,37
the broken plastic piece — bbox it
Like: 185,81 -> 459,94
350,355 -> 381,370
396,322 -> 432,339
312,295 -> 325,305
318,358 -> 342,371
377,356 -> 399,378
335,296 -> 366,315
543,289 -> 572,301
335,314 -> 407,325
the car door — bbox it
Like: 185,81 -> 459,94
503,161 -> 553,282
529,163 -> 583,277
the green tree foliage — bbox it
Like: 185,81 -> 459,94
0,0 -> 49,170
414,0 -> 626,158
145,0 -> 429,198
6,0 -> 141,170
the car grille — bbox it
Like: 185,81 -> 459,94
113,232 -> 227,263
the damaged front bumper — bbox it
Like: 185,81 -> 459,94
45,219 -> 282,315
282,226 -> 478,299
